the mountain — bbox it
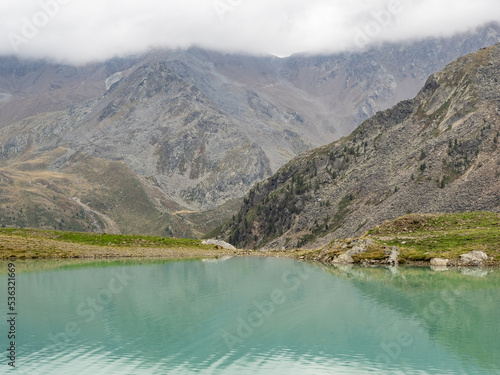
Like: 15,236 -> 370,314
0,56 -> 143,127
282,22 -> 500,130
1,24 -> 499,237
219,43 -> 500,249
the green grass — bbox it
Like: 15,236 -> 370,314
352,249 -> 388,262
0,228 -> 208,248
367,212 -> 500,261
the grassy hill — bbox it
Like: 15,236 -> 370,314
296,212 -> 500,265
0,228 -> 245,259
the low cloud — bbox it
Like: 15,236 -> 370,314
1,0 -> 499,65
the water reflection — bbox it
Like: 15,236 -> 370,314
0,258 -> 499,374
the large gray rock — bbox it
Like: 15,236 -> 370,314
430,258 -> 449,266
386,246 -> 400,265
334,239 -> 373,263
202,239 -> 236,250
459,251 -> 489,265
335,246 -> 365,263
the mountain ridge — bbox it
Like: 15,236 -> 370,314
219,43 -> 500,249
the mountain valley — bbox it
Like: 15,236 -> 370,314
1,24 -> 499,238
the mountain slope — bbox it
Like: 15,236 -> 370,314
0,61 -> 274,210
0,56 -> 143,127
220,44 -> 500,249
1,25 -> 500,237
282,22 -> 500,131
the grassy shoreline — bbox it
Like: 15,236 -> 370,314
0,228 -> 253,260
297,212 -> 500,266
1,212 -> 499,266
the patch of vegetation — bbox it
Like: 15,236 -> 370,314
297,234 -> 316,248
225,169 -> 318,247
399,250 -> 435,263
330,193 -> 354,232
352,249 -> 388,263
0,228 -> 242,260
429,99 -> 451,122
441,138 -> 479,185
367,212 -> 500,260
0,228 -> 207,248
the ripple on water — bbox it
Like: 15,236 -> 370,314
6,259 -> 500,374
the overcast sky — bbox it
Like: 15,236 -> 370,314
1,0 -> 500,65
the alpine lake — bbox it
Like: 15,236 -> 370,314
1,257 -> 499,374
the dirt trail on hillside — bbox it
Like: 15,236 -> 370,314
71,197 -> 121,234
172,210 -> 200,215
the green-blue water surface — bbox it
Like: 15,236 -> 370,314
1,257 -> 499,374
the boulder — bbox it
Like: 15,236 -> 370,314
333,239 -> 374,263
430,258 -> 449,266
459,251 -> 489,265
387,246 -> 400,265
202,239 -> 236,250
335,245 -> 366,263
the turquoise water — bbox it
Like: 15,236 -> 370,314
1,257 -> 500,374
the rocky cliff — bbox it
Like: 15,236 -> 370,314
220,44 -> 500,249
